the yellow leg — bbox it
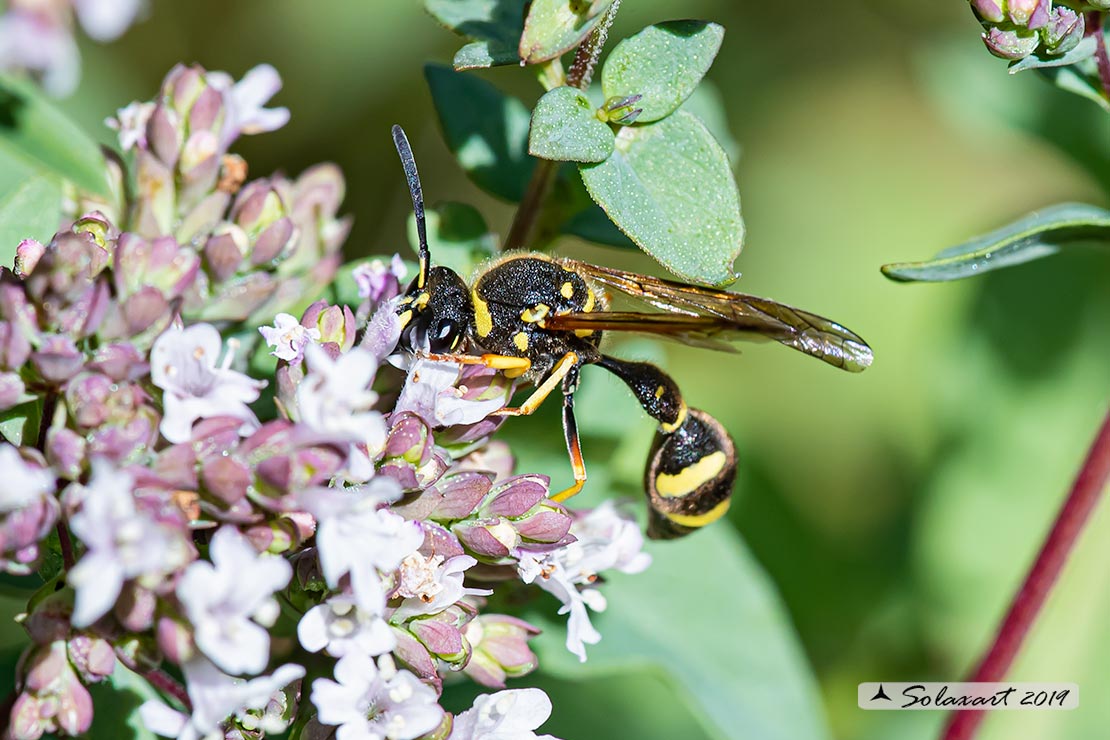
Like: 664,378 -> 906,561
495,352 -> 578,417
418,351 -> 532,377
551,391 -> 587,502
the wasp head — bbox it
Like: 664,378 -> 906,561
396,265 -> 472,354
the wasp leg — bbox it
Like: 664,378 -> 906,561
417,352 -> 532,378
495,351 -> 578,417
551,389 -> 587,502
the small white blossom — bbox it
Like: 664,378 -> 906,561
140,657 -> 304,740
177,526 -> 292,676
67,459 -> 191,627
0,9 -> 79,96
353,255 -> 407,302
450,688 -> 560,740
393,359 -> 507,427
259,312 -> 321,363
209,64 -> 290,148
392,553 -> 491,622
516,503 -> 650,662
298,592 -> 395,658
311,652 -> 442,740
72,0 -> 145,42
106,100 -> 155,151
297,479 -> 422,613
151,324 -> 266,444
0,444 -> 54,513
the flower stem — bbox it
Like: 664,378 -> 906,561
502,1 -> 621,251
144,667 -> 191,710
941,406 -> 1110,740
1088,12 -> 1110,102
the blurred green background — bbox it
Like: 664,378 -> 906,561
32,1 -> 1110,738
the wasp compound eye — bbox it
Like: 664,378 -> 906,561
644,408 -> 737,540
427,318 -> 461,353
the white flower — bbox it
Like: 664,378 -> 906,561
67,460 -> 190,627
393,359 -> 507,427
177,526 -> 292,676
450,688 -> 560,740
311,652 -> 442,740
72,0 -> 145,42
140,657 -> 304,740
391,553 -> 490,622
515,502 -> 650,662
106,100 -> 155,151
151,324 -> 266,444
297,480 -> 422,613
353,255 -> 407,302
259,313 -> 321,363
297,344 -> 388,477
0,444 -> 54,513
208,64 -> 290,148
0,10 -> 79,96
298,592 -> 395,658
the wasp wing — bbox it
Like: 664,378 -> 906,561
556,260 -> 874,372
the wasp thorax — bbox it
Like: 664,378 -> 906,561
396,266 -> 473,353
644,408 -> 737,540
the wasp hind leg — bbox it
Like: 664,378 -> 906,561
595,355 -> 738,539
551,389 -> 588,502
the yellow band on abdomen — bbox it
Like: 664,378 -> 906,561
654,450 -> 727,497
664,498 -> 731,528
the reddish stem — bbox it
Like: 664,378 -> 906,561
1088,12 -> 1110,102
144,667 -> 191,710
941,407 -> 1110,740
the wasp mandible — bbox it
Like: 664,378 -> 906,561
389,125 -> 872,539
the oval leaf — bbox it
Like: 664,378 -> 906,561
880,203 -> 1110,282
425,64 -> 534,202
527,526 -> 831,740
0,174 -> 62,267
425,0 -> 525,69
579,111 -> 742,286
0,76 -> 110,197
601,20 -> 725,123
407,201 -> 497,276
518,0 -> 613,65
530,86 -> 615,163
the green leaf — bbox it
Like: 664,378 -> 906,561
528,525 -> 831,740
1038,63 -> 1110,112
0,174 -> 62,267
579,111 -> 742,286
1008,34 -> 1096,74
529,86 -> 614,163
0,398 -> 41,446
407,201 -> 497,276
425,64 -> 534,202
425,0 -> 525,69
601,21 -> 725,124
518,0 -> 613,65
880,203 -> 1110,282
679,80 -> 739,165
0,76 -> 110,197
86,664 -> 163,740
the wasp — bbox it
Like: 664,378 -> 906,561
389,126 -> 872,539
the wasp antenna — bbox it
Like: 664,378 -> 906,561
391,124 -> 429,288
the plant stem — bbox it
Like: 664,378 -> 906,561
1088,12 -> 1110,102
503,1 -> 622,251
145,667 -> 191,710
941,406 -> 1110,740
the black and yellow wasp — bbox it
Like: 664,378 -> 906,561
390,125 -> 872,539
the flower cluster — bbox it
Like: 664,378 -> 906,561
968,0 -> 1087,60
0,0 -> 146,96
0,62 -> 651,740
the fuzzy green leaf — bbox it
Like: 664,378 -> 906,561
528,526 -> 831,740
425,64 -> 534,202
86,664 -> 162,740
601,21 -> 724,123
0,76 -> 110,197
407,201 -> 497,276
529,86 -> 614,163
680,81 -> 739,165
881,203 -> 1110,282
1009,34 -> 1096,73
518,0 -> 613,65
425,0 -> 525,69
0,399 -> 41,446
579,111 -> 742,286
0,174 -> 62,267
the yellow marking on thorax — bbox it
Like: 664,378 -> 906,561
398,310 -> 413,328
521,304 -> 550,323
659,403 -> 688,433
654,450 -> 727,497
560,281 -> 574,299
414,293 -> 430,309
663,498 -> 731,528
473,290 -> 493,337
583,287 -> 596,312
513,332 -> 529,351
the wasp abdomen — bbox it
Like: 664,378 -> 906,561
644,408 -> 737,540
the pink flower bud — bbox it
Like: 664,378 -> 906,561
409,618 -> 465,661
46,428 -> 86,480
67,635 -> 115,683
454,519 -> 516,560
429,471 -> 493,520
14,239 -> 44,276
484,475 -> 548,518
201,455 -> 251,505
156,616 -> 195,664
513,505 -> 573,544
30,335 -> 84,384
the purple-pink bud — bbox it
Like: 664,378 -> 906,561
67,635 -> 116,683
147,106 -> 181,168
0,321 -> 32,369
982,25 -> 1040,59
156,616 -> 195,664
31,335 -> 84,384
201,455 -> 251,505
390,627 -> 439,684
429,472 -> 493,521
484,475 -> 549,518
46,428 -> 86,480
513,506 -> 573,544
251,217 -> 296,265
1040,7 -> 1084,55
204,230 -> 247,282
454,519 -> 516,560
14,239 -> 44,277
463,614 -> 540,687
0,372 -> 25,411
969,0 -> 1005,22
87,343 -> 148,382
409,619 -> 465,661
418,523 -> 466,560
